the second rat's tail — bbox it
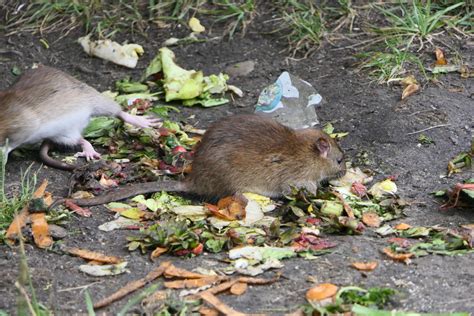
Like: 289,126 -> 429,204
70,180 -> 186,206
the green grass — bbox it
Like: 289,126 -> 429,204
373,0 -> 469,45
200,0 -> 256,39
357,40 -> 424,84
278,0 -> 326,58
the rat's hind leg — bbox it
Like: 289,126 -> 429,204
74,138 -> 101,161
117,111 -> 160,129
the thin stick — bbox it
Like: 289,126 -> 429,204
93,261 -> 171,309
406,124 -> 450,135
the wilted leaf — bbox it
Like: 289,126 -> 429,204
401,84 -> 420,100
394,223 -> 411,230
31,213 -> 53,249
150,247 -> 168,259
164,265 -> 209,279
188,17 -> 205,33
306,283 -> 338,302
362,212 -> 381,228
401,75 -> 418,86
351,261 -> 378,272
61,246 -> 123,264
79,262 -> 129,276
369,179 -> 397,198
382,248 -> 413,263
435,48 -> 447,66
65,200 -> 92,217
230,282 -> 247,295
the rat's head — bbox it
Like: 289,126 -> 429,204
296,129 -> 346,183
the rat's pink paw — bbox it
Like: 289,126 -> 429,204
119,112 -> 160,128
75,150 -> 101,161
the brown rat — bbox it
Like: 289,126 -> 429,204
0,65 -> 159,170
71,114 -> 345,206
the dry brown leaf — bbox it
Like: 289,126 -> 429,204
164,276 -> 222,289
461,224 -> 474,230
186,279 -> 240,300
306,283 -> 338,302
361,212 -> 381,228
200,292 -> 247,316
65,200 -> 92,217
198,306 -> 219,316
401,75 -> 418,86
30,213 -> 53,248
6,180 -> 49,243
351,261 -> 378,272
142,290 -> 168,309
435,48 -> 447,65
5,207 -> 29,243
94,261 -> 171,309
401,83 -> 420,100
43,192 -> 53,206
383,248 -> 413,263
99,174 -> 118,188
164,264 -> 209,279
230,282 -> 247,295
62,246 -> 122,264
150,247 -> 168,259
395,223 -> 412,230
207,195 -> 246,221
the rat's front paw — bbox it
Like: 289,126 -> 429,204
120,112 -> 161,128
75,150 -> 101,161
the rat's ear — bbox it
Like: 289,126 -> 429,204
315,137 -> 330,158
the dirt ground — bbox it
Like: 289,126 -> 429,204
0,5 -> 473,315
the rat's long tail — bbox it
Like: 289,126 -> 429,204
39,140 -> 76,171
70,180 -> 186,206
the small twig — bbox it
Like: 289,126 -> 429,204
406,124 -> 450,135
57,281 -> 102,293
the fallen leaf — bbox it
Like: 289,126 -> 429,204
188,17 -> 205,33
388,237 -> 411,248
351,261 -> 378,271
198,306 -> 219,316
79,262 -> 129,276
369,179 -> 397,198
61,246 -> 122,264
351,182 -> 367,197
71,190 -> 95,199
306,283 -> 338,302
164,276 -> 222,289
164,265 -> 209,279
435,48 -> 447,66
150,247 -> 168,259
382,248 -> 413,263
362,212 -> 381,228
6,180 -> 48,243
395,223 -> 411,230
65,200 -> 92,217
230,282 -> 247,295
99,174 -> 119,188
401,75 -> 418,86
401,83 -> 420,100
30,213 -> 53,248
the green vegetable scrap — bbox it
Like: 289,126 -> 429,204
142,47 -> 232,107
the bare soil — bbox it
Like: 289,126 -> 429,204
0,5 -> 473,315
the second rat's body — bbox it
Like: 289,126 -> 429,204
72,114 -> 346,206
0,65 -> 158,169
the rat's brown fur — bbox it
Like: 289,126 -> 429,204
71,114 -> 345,206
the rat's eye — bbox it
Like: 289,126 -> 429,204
337,157 -> 344,164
